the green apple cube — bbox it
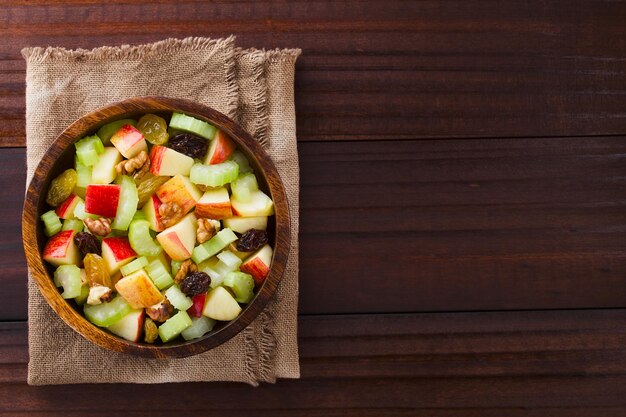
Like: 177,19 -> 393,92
169,112 -> 216,140
62,218 -> 84,233
165,285 -> 193,311
84,296 -> 132,327
97,119 -> 137,144
41,210 -> 62,237
120,256 -> 149,276
158,310 -> 193,342
111,176 -> 138,231
128,219 -> 163,257
75,136 -> 104,167
181,316 -> 216,341
231,173 -> 259,203
146,259 -> 174,290
54,265 -> 82,299
189,161 -> 239,187
229,150 -> 253,174
75,157 -> 93,188
192,228 -> 238,264
223,271 -> 255,303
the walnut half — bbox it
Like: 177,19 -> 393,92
115,150 -> 150,180
196,218 -> 221,244
174,259 -> 197,284
145,299 -> 174,323
159,202 -> 184,228
83,217 -> 112,237
86,285 -> 113,305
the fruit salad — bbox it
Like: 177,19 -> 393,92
40,112 -> 275,344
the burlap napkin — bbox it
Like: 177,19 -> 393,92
22,36 -> 301,385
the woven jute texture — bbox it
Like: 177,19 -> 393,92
22,36 -> 301,385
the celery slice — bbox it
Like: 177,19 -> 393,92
229,150 -> 253,174
111,176 -> 138,231
169,112 -> 216,140
84,296 -> 132,327
74,282 -> 90,305
189,161 -> 239,187
120,256 -> 149,276
97,119 -> 137,144
146,259 -> 174,290
75,136 -> 104,167
54,265 -> 82,299
62,218 -> 84,233
181,316 -> 216,341
171,260 -> 182,277
158,310 -> 193,342
191,228 -> 238,264
128,219 -> 162,256
41,210 -> 62,237
231,173 -> 258,203
75,157 -> 93,188
223,271 -> 255,303
165,285 -> 193,311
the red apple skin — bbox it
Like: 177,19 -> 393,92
149,145 -> 166,176
195,202 -> 232,220
207,131 -> 236,164
110,125 -> 146,157
43,230 -> 79,266
102,237 -> 136,261
240,259 -> 270,286
55,194 -> 80,219
188,293 -> 207,318
85,184 -> 121,217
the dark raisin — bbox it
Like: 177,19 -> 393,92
74,232 -> 101,256
236,229 -> 269,252
169,133 -> 209,159
180,272 -> 211,297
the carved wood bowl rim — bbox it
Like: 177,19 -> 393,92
22,96 -> 290,358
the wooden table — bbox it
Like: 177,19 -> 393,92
2,1 -> 626,415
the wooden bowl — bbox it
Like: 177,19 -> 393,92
22,96 -> 290,358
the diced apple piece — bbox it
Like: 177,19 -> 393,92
43,230 -> 80,267
231,190 -> 274,217
194,186 -> 232,219
202,286 -> 242,321
101,236 -> 137,274
222,216 -> 268,234
156,213 -> 197,261
110,124 -> 147,158
91,147 -> 122,184
204,130 -> 236,165
156,174 -> 201,215
85,184 -> 121,218
107,309 -> 145,342
187,293 -> 206,318
240,244 -> 273,285
55,194 -> 83,219
149,145 -> 194,176
141,195 -> 165,232
115,269 -> 164,309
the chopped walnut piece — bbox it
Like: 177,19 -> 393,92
144,318 -> 158,343
174,259 -> 197,284
115,150 -> 150,180
86,285 -> 113,305
145,299 -> 174,323
196,218 -> 221,244
83,217 -> 112,237
159,202 -> 184,228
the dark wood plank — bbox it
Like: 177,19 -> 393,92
6,136 -> 626,318
2,310 -> 626,415
2,0 -> 626,145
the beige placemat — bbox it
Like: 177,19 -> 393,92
22,36 -> 301,385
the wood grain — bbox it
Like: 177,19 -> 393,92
2,0 -> 626,145
2,310 -> 626,415
21,96 -> 290,358
6,136 -> 626,319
